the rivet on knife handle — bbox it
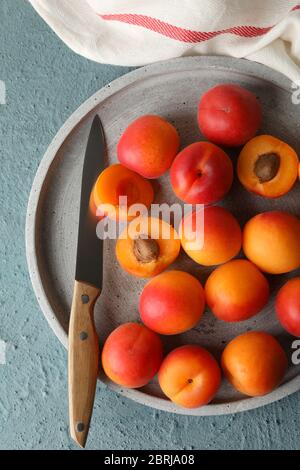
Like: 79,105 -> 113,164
68,280 -> 100,448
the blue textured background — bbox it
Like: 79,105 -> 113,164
0,0 -> 300,450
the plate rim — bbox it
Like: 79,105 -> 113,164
25,55 -> 300,416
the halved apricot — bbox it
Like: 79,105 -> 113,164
116,216 -> 181,278
237,135 -> 299,198
92,164 -> 154,220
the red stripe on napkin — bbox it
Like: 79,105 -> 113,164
99,4 -> 300,44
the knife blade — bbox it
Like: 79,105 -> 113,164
68,115 -> 105,448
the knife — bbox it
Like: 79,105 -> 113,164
68,115 -> 105,448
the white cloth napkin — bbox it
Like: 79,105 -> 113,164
29,0 -> 300,82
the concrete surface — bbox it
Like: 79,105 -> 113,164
0,0 -> 299,450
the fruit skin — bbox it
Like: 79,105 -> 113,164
139,271 -> 205,335
243,211 -> 300,274
276,277 -> 300,337
170,141 -> 233,205
117,115 -> 180,178
102,322 -> 163,388
158,345 -> 221,408
205,259 -> 269,322
221,331 -> 287,396
198,84 -> 262,147
92,163 -> 154,221
116,216 -> 181,278
180,206 -> 242,266
237,135 -> 299,198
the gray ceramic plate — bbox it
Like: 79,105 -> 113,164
26,56 -> 300,415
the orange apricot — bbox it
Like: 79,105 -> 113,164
221,331 -> 288,396
237,135 -> 299,198
158,345 -> 221,408
102,322 -> 163,388
179,206 -> 242,266
118,115 -> 180,178
243,211 -> 300,274
92,164 -> 154,221
276,277 -> 300,337
205,259 -> 269,322
139,271 -> 205,335
116,216 -> 181,278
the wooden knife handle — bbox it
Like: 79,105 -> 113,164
68,280 -> 100,448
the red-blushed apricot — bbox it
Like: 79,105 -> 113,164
92,164 -> 154,221
116,216 -> 181,278
237,135 -> 299,198
205,259 -> 269,322
158,345 -> 221,408
243,211 -> 300,274
221,331 -> 287,396
179,206 -> 242,266
198,84 -> 261,147
276,277 -> 300,337
117,115 -> 180,178
101,322 -> 163,388
139,271 -> 205,335
170,141 -> 233,205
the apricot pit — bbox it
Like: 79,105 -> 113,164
133,237 -> 160,263
254,152 -> 280,183
116,216 -> 181,278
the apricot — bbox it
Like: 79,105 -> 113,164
243,211 -> 300,274
198,84 -> 261,147
179,206 -> 242,266
116,216 -> 181,278
205,259 -> 269,322
170,141 -> 233,205
117,115 -> 180,178
139,271 -> 205,335
101,322 -> 163,388
92,164 -> 154,221
276,277 -> 300,337
237,135 -> 299,198
221,331 -> 288,396
158,345 -> 221,408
